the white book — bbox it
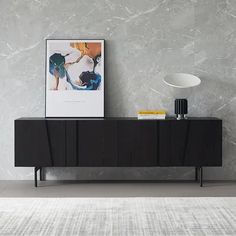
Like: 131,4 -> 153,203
138,114 -> 166,120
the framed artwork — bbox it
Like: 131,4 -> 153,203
45,39 -> 104,117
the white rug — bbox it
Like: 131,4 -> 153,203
0,198 -> 236,236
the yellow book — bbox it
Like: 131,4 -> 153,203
138,110 -> 166,115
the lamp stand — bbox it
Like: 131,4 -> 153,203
175,99 -> 188,120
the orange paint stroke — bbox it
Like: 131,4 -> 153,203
70,42 -> 101,59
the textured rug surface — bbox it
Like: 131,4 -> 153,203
0,197 -> 236,236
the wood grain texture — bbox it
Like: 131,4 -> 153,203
159,120 -> 222,166
78,120 -> 117,167
117,120 -> 157,166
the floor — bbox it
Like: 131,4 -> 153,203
0,180 -> 236,197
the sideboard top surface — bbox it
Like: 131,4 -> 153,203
16,117 -> 222,121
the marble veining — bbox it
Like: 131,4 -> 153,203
0,0 -> 236,180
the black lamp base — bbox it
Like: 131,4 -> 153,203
175,99 -> 188,120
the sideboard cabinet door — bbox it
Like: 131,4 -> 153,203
15,120 -> 66,166
77,120 -> 117,166
117,120 -> 158,166
159,120 -> 222,166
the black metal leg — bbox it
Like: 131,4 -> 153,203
34,167 -> 42,187
195,167 -> 198,181
200,167 -> 203,187
34,167 -> 38,187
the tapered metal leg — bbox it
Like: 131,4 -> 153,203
34,167 -> 38,187
200,167 -> 203,187
34,167 -> 42,187
195,167 -> 198,181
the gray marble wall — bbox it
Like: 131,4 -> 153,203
0,0 -> 236,180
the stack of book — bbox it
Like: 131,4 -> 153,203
137,110 -> 166,120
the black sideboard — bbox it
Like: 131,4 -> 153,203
15,117 -> 222,187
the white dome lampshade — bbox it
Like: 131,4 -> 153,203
163,73 -> 201,88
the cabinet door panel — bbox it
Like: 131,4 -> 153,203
66,121 -> 78,166
78,120 -> 117,166
117,121 -> 135,166
15,120 -> 66,166
159,121 -> 189,166
46,120 -> 66,166
159,120 -> 222,166
185,120 -> 222,166
15,120 -> 51,166
117,121 -> 158,166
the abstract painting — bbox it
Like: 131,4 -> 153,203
46,39 -> 104,117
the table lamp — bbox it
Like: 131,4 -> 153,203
163,73 -> 201,120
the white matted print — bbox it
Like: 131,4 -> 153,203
46,39 -> 104,117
